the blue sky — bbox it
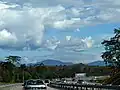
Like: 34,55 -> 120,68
0,0 -> 120,64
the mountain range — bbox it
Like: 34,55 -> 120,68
27,59 -> 73,66
88,61 -> 106,66
0,59 -> 106,66
27,60 -> 106,66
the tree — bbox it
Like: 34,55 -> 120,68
101,28 -> 120,68
20,64 -> 26,82
5,56 -> 21,82
0,62 -> 14,82
5,56 -> 21,66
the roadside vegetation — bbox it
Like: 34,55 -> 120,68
0,56 -> 111,83
101,28 -> 120,85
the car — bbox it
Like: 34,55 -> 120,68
44,79 -> 50,86
44,79 -> 50,84
77,80 -> 83,84
81,81 -> 89,85
23,79 -> 47,90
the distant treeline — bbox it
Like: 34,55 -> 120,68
0,55 -> 112,83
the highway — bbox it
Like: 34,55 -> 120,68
0,84 -> 60,90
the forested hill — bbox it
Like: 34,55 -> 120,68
88,61 -> 106,66
27,59 -> 73,66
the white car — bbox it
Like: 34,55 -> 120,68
23,79 -> 47,90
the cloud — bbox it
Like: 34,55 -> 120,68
0,1 -> 18,9
53,20 -> 74,29
39,35 -> 102,63
0,0 -> 119,50
75,28 -> 80,32
0,0 -> 117,64
44,49 -> 99,63
66,36 -> 71,41
0,0 -> 84,7
44,36 -> 94,51
82,36 -> 94,48
53,18 -> 81,29
43,36 -> 60,50
0,29 -> 17,46
0,2 -> 45,50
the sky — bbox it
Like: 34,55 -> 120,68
0,0 -> 120,64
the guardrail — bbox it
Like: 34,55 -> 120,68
48,82 -> 120,90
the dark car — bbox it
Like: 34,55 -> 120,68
44,79 -> 50,84
77,80 -> 83,84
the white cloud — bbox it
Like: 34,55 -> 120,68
74,28 -> 81,32
53,20 -> 74,29
66,36 -> 71,41
0,0 -> 118,63
0,1 -> 18,10
0,29 -> 17,45
0,2 -> 45,49
0,0 -> 119,50
53,18 -> 81,29
71,8 -> 80,17
82,36 -> 94,48
44,36 -> 60,50
44,36 -> 94,52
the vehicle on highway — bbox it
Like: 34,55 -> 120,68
55,80 -> 61,83
44,79 -> 50,86
82,81 -> 88,84
23,79 -> 47,90
77,80 -> 83,84
44,79 -> 50,84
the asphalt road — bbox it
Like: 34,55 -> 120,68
0,84 -> 60,90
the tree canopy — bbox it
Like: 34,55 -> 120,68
101,28 -> 120,68
5,56 -> 21,66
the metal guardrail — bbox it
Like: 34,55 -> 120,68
49,82 -> 120,90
